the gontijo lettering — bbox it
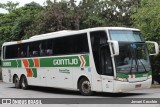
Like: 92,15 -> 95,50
53,58 -> 78,66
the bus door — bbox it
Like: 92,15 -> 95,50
90,31 -> 114,92
100,45 -> 114,92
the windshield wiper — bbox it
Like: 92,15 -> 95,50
130,43 -> 139,73
134,48 -> 139,72
136,48 -> 147,72
138,59 -> 147,72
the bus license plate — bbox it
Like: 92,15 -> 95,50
135,84 -> 141,88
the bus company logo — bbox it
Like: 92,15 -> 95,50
2,99 -> 11,104
53,56 -> 87,68
53,58 -> 79,66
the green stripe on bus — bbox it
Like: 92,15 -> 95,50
28,59 -> 34,67
32,68 -> 37,78
2,55 -> 90,68
17,60 -> 22,67
83,55 -> 89,66
40,55 -> 89,67
2,60 -> 17,68
116,70 -> 152,78
116,72 -> 129,78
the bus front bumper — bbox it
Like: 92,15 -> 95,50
113,78 -> 152,92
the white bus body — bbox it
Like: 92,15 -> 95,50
1,27 -> 159,95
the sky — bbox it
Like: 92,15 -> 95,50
0,0 -> 81,13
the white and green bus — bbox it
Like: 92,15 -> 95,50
1,27 -> 159,95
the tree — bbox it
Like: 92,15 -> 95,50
0,12 -> 15,45
79,0 -> 139,28
0,2 -> 43,46
0,1 -> 19,13
36,2 -> 81,34
0,0 -> 139,46
132,0 -> 160,43
12,2 -> 43,39
131,0 -> 160,83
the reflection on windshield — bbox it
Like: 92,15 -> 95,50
115,43 -> 151,74
109,30 -> 144,42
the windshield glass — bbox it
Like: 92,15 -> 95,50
109,30 -> 144,42
115,43 -> 151,74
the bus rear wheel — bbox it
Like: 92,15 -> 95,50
20,76 -> 28,90
14,75 -> 20,88
79,78 -> 93,96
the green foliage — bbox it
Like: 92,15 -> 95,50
0,1 -> 19,13
79,0 -> 139,28
11,2 -> 43,39
131,0 -> 160,73
0,0 -> 139,45
132,0 -> 160,43
0,2 -> 43,45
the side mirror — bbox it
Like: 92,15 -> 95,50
108,40 -> 119,56
146,41 -> 159,55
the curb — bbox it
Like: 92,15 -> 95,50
151,85 -> 160,88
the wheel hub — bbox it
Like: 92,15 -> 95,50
82,81 -> 91,93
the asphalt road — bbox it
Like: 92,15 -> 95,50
0,81 -> 160,98
0,81 -> 160,106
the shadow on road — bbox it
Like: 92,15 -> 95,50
9,85 -> 148,97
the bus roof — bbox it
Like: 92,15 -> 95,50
2,27 -> 140,46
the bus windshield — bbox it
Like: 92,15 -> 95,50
115,42 -> 151,74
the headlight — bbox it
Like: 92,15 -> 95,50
115,77 -> 128,82
147,75 -> 152,79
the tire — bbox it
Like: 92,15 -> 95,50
79,78 -> 93,96
14,76 -> 20,88
20,76 -> 28,90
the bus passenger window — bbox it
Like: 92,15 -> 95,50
40,49 -> 45,56
29,42 -> 40,57
18,47 -> 20,58
21,51 -> 26,57
46,49 -> 53,55
33,51 -> 39,56
17,43 -> 28,58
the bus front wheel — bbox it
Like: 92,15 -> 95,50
14,75 -> 20,88
79,78 -> 93,96
20,76 -> 28,90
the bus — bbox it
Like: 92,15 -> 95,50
1,27 -> 159,95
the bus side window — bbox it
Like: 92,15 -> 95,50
46,49 -> 53,55
29,42 -> 40,57
5,45 -> 18,59
19,43 -> 28,58
45,39 -> 53,56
